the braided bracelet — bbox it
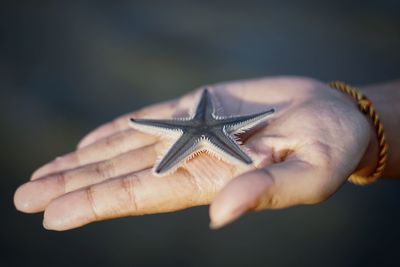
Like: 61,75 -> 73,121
328,81 -> 388,185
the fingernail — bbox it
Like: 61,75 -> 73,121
209,221 -> 221,230
42,219 -> 50,230
209,205 -> 249,230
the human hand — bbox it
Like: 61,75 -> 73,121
14,76 -> 376,230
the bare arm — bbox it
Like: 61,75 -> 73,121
360,81 -> 400,179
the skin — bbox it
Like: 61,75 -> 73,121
13,76 -> 400,231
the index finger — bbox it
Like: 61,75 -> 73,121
42,168 -> 206,231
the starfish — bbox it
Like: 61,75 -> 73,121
129,89 -> 274,176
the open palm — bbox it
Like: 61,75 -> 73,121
14,76 -> 373,230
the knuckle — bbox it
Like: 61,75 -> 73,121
172,169 -> 204,204
103,129 -> 133,148
121,176 -> 139,212
255,190 -> 281,210
85,187 -> 99,220
93,160 -> 115,178
53,172 -> 67,192
178,168 -> 201,192
255,169 -> 281,209
264,193 -> 281,209
104,134 -> 118,147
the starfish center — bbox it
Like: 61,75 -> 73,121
129,89 -> 274,175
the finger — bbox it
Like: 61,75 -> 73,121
31,129 -> 156,180
42,168 -> 207,231
14,144 -> 158,213
77,100 -> 177,149
209,158 -> 337,229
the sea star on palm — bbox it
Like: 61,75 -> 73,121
129,89 -> 274,176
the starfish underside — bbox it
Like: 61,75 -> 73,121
130,89 -> 274,176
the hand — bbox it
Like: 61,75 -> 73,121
14,76 -> 375,231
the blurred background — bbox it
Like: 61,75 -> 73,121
1,0 -> 400,266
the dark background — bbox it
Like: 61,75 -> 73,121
1,1 -> 400,266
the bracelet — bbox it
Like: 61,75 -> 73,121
328,81 -> 388,185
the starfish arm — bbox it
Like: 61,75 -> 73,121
154,134 -> 199,175
221,108 -> 275,134
207,130 -> 253,165
192,89 -> 215,122
129,118 -> 190,138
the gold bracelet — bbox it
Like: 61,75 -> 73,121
328,81 -> 388,185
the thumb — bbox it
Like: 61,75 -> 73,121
209,158 -> 335,229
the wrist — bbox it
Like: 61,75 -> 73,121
353,121 -> 378,178
329,81 -> 388,184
